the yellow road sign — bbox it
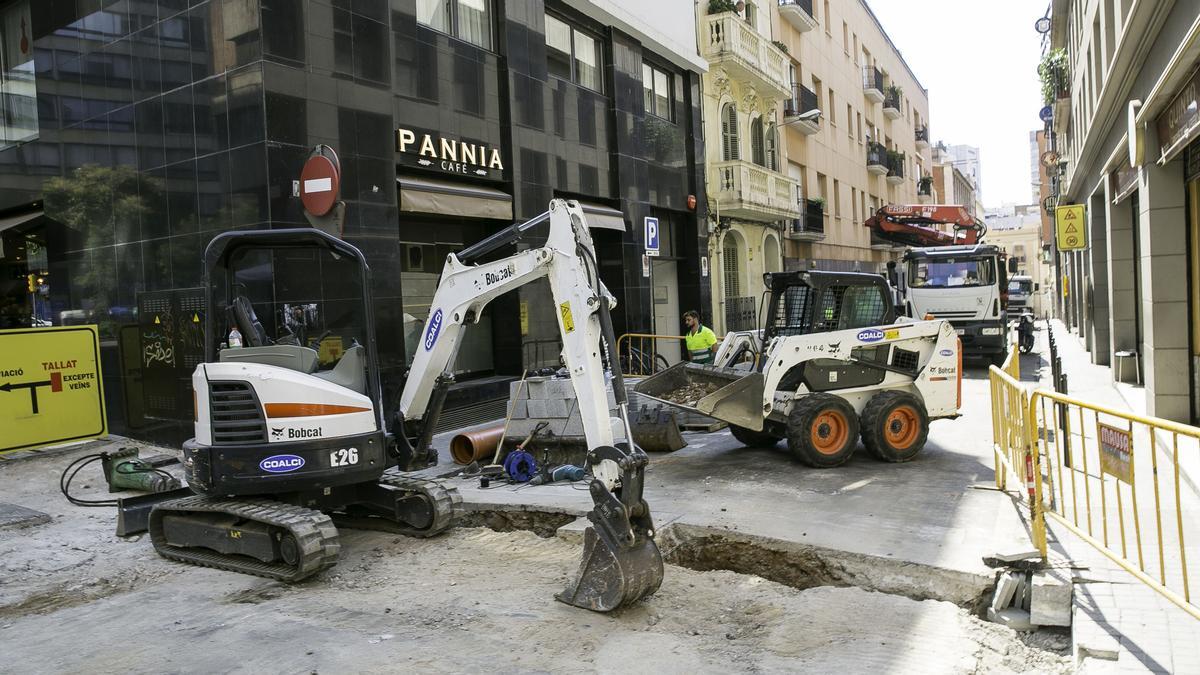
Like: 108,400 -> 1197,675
1055,204 -> 1087,250
0,325 -> 107,453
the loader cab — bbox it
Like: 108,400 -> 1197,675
762,271 -> 895,341
202,229 -> 384,426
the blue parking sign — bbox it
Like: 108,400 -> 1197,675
645,217 -> 659,256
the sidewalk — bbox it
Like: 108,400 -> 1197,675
1035,320 -> 1200,673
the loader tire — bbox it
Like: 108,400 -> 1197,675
787,393 -> 859,468
860,390 -> 928,463
730,425 -> 780,448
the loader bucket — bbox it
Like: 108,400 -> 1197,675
556,517 -> 664,612
634,362 -> 766,431
629,406 -> 687,452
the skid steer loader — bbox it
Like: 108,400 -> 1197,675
636,270 -> 961,467
144,200 -> 661,612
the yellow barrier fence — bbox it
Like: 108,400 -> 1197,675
989,350 -> 1200,621
616,333 -> 685,376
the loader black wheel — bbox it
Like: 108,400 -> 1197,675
729,424 -> 780,448
787,394 -> 859,468
860,390 -> 928,463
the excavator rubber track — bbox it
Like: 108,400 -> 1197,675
148,496 -> 340,582
333,473 -> 462,538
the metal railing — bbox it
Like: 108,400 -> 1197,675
915,125 -> 929,144
725,296 -> 757,332
887,151 -> 905,179
863,66 -> 884,93
616,333 -> 683,377
918,178 -> 933,196
784,83 -> 819,120
789,206 -> 825,236
884,89 -> 901,111
777,0 -> 814,15
988,345 -> 1200,621
866,141 -> 887,168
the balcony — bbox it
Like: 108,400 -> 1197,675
883,87 -> 902,120
786,200 -> 826,241
866,142 -> 888,176
711,159 -> 803,221
783,83 -> 820,135
917,176 -> 934,204
703,13 -> 792,101
778,0 -> 817,33
915,125 -> 930,150
886,151 -> 905,186
863,66 -> 884,103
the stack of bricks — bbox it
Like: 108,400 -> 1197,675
504,376 -> 622,446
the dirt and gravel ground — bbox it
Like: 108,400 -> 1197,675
1,442 -> 1071,674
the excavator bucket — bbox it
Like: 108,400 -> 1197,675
556,447 -> 663,612
634,362 -> 766,431
629,405 -> 687,452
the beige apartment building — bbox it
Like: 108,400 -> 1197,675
773,0 -> 933,272
697,1 -> 802,333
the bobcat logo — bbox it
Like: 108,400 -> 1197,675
271,427 -> 285,440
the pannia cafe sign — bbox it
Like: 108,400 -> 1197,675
395,128 -> 504,178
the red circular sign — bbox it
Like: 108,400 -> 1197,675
300,155 -> 340,216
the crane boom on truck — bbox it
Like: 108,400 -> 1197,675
142,199 -> 662,613
865,204 -> 1010,364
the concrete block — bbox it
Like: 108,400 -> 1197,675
991,572 -> 1021,611
1030,570 -> 1073,627
987,607 -> 1036,631
509,379 -> 532,400
506,399 -> 527,419
1021,572 -> 1032,611
541,378 -> 578,400
0,502 -> 51,529
524,377 -> 551,399
527,398 -> 570,419
562,415 -> 585,437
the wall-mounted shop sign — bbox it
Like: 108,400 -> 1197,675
1156,66 -> 1200,161
395,128 -> 505,178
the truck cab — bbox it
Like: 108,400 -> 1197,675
1007,274 -> 1035,314
897,244 -> 1008,363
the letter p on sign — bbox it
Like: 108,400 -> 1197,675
645,217 -> 660,256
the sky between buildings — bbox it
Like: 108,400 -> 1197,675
867,0 -> 1047,209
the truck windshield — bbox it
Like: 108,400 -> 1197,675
1008,279 -> 1033,294
908,257 -> 995,288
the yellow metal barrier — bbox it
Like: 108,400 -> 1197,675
988,346 -> 1048,555
616,333 -> 685,376
988,348 -> 1200,621
1030,389 -> 1200,621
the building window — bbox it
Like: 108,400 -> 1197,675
750,116 -> 765,167
546,13 -> 603,92
828,88 -> 836,125
723,238 -> 741,298
417,0 -> 492,50
721,103 -> 739,161
643,62 -> 674,120
743,1 -> 757,29
0,0 -> 37,150
765,121 -> 777,170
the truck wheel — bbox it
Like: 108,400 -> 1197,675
860,391 -> 929,463
730,425 -> 780,448
787,393 -> 859,468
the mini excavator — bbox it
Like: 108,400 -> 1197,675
147,199 -> 662,611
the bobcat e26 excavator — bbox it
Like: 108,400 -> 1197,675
148,199 -> 662,612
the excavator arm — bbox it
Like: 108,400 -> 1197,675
394,199 -> 662,611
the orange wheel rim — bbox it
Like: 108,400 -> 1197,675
884,406 -> 920,449
810,410 -> 849,455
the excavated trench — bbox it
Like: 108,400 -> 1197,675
465,506 -> 998,615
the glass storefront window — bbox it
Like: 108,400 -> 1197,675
0,0 -> 37,150
418,0 -> 492,51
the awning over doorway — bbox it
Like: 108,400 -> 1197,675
397,176 -> 513,220
0,208 -> 43,235
577,201 -> 627,231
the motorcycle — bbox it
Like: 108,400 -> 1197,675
1017,313 -> 1035,354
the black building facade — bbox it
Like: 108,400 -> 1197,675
0,0 -> 709,445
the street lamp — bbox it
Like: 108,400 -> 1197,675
782,108 -> 822,126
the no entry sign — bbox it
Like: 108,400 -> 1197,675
300,154 -> 340,216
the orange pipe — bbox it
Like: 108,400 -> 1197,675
450,424 -> 506,465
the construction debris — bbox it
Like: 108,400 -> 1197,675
660,381 -> 720,406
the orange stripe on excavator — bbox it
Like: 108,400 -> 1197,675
264,403 -> 371,418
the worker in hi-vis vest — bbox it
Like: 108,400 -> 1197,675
683,310 -> 718,365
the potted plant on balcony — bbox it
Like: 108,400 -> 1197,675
806,196 -> 825,213
772,40 -> 789,55
708,0 -> 737,14
918,175 -> 933,195
1038,48 -> 1069,105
